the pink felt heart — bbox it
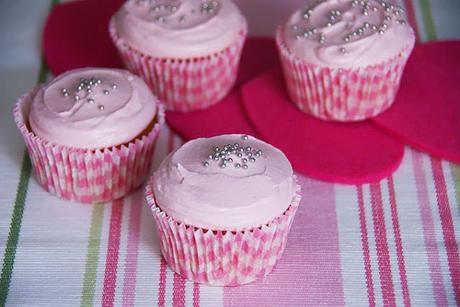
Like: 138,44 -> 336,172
43,0 -> 124,75
167,91 -> 258,139
241,69 -> 405,184
372,41 -> 460,163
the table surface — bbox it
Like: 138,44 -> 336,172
1,1 -> 459,306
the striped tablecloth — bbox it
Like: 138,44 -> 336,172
0,1 -> 459,306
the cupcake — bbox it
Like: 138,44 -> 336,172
145,134 -> 301,286
110,0 -> 248,112
276,0 -> 415,121
13,68 -> 164,203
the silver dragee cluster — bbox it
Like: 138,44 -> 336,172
292,0 -> 407,54
202,135 -> 264,170
60,77 -> 117,111
134,0 -> 220,24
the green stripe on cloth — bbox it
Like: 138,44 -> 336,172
0,0 -> 58,303
451,164 -> 460,214
0,152 -> 31,307
419,0 -> 437,40
80,204 -> 105,307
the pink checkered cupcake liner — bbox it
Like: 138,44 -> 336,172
13,87 -> 165,203
109,20 -> 247,112
145,176 -> 301,286
276,27 -> 415,122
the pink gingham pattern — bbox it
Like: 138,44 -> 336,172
13,87 -> 165,204
145,176 -> 302,286
276,27 -> 415,122
109,20 -> 247,112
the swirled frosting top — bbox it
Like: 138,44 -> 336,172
113,0 -> 247,58
152,134 -> 296,230
29,68 -> 158,149
283,0 -> 415,68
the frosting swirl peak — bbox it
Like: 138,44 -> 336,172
283,0 -> 415,67
29,68 -> 158,149
113,0 -> 247,58
152,135 -> 296,230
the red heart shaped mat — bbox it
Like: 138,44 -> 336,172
372,41 -> 460,164
241,69 -> 404,184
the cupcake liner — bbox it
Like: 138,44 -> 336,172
109,20 -> 247,112
145,176 -> 301,286
276,27 -> 415,122
13,87 -> 165,203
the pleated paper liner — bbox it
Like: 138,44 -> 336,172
109,19 -> 247,112
13,87 -> 165,203
276,27 -> 415,122
145,176 -> 302,286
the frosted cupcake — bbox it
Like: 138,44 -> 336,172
110,0 -> 248,112
13,68 -> 164,203
276,0 -> 415,121
145,134 -> 301,286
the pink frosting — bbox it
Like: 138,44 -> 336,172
29,68 -> 158,149
152,134 -> 296,230
283,0 -> 415,68
113,0 -> 247,58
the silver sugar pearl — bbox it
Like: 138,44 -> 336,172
98,105 -> 105,111
242,164 -> 248,170
227,158 -> 233,163
203,161 -> 209,167
378,30 -> 385,35
237,153 -> 243,158
340,47 -> 346,54
87,89 -> 92,93
74,95 -> 80,101
220,163 -> 227,168
103,90 -> 109,95
87,98 -> 95,104
242,158 -> 248,163
214,147 -> 220,152
235,163 -> 241,169
208,154 -> 213,159
63,92 -> 69,97
249,157 -> 256,163
242,135 -> 249,140
112,84 -> 117,89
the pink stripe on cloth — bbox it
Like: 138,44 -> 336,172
193,283 -> 200,307
121,192 -> 143,307
430,158 -> 460,305
387,177 -> 411,307
357,185 -> 376,307
224,176 -> 344,306
172,273 -> 186,307
411,151 -> 448,306
157,259 -> 168,307
370,183 -> 396,307
101,199 -> 124,307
